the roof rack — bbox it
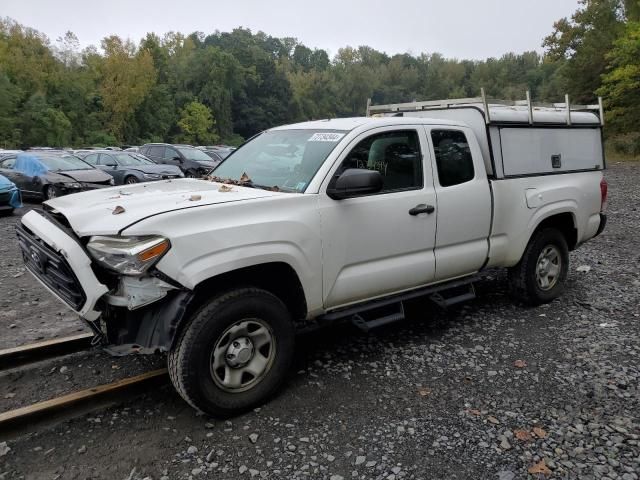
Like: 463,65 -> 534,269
366,89 -> 605,126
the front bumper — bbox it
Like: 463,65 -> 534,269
18,211 -> 108,320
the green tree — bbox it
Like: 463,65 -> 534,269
99,36 -> 156,141
597,21 -> 640,133
177,101 -> 218,144
543,0 -> 626,102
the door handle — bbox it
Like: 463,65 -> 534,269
409,204 -> 435,216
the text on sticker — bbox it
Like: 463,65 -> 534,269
308,133 -> 345,142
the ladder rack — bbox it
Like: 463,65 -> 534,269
366,89 -> 605,126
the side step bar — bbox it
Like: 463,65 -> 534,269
351,303 -> 405,332
430,284 -> 476,309
319,275 -> 480,332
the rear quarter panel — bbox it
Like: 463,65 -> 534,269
487,170 -> 603,267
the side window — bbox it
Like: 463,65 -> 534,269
84,154 -> 99,165
339,130 -> 422,192
149,146 -> 164,157
431,130 -> 475,187
163,147 -> 177,160
99,154 -> 116,166
0,157 -> 16,169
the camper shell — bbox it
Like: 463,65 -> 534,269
367,93 -> 605,179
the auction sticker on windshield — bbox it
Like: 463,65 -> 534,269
308,133 -> 345,142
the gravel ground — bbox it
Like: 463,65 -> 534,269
0,163 -> 638,480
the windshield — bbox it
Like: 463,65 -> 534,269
176,147 -> 214,162
38,154 -> 94,171
113,153 -> 154,166
212,130 -> 347,192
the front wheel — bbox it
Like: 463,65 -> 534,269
43,185 -> 58,200
168,288 -> 295,417
508,228 -> 569,305
124,176 -> 138,184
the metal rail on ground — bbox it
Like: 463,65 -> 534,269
0,332 -> 95,370
0,368 -> 168,438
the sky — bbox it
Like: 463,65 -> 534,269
3,0 -> 580,60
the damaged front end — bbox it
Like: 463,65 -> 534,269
85,235 -> 193,355
97,286 -> 194,356
19,208 -> 193,357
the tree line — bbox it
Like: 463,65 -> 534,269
0,0 -> 638,153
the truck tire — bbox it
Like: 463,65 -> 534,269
168,287 -> 295,417
508,228 -> 569,306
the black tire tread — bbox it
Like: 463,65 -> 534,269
168,287 -> 288,415
508,228 -> 568,306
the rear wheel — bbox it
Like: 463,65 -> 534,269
168,288 -> 295,417
124,176 -> 138,184
508,228 -> 569,305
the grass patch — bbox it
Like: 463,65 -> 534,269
605,149 -> 640,163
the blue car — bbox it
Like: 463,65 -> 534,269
0,174 -> 22,216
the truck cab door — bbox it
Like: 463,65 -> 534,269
425,127 -> 492,280
318,126 -> 437,309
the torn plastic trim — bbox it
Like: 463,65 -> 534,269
102,290 -> 195,355
105,275 -> 177,310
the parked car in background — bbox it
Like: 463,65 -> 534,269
200,149 -> 225,167
83,151 -> 184,185
198,145 -> 236,159
139,143 -> 217,177
0,174 -> 22,215
124,146 -> 140,152
0,151 -> 114,200
0,149 -> 23,158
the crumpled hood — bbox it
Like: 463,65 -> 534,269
44,178 -> 282,236
53,169 -> 113,183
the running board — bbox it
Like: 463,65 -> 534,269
351,303 -> 405,332
430,284 -> 476,309
315,275 -> 481,333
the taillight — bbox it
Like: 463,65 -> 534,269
600,177 -> 608,212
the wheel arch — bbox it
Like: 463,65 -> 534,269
192,262 -> 307,320
530,211 -> 578,251
168,262 -> 308,350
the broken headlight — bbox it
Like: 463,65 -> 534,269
87,235 -> 170,276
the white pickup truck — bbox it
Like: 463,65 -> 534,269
18,95 -> 607,416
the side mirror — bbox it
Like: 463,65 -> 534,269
173,156 -> 183,163
327,168 -> 383,200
